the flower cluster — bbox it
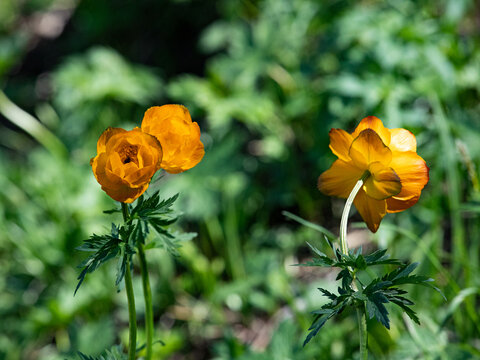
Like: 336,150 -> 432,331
91,105 -> 204,203
318,116 -> 429,232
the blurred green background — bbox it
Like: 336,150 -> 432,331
1,0 -> 480,359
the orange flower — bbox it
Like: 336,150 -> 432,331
141,105 -> 204,174
318,116 -> 429,232
90,127 -> 163,203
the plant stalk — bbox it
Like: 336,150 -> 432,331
356,305 -> 368,360
339,176 -> 367,255
122,203 -> 137,360
138,243 -> 154,360
339,176 -> 369,359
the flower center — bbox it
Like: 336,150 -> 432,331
119,145 -> 139,165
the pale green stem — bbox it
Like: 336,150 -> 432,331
356,306 -> 368,360
339,175 -> 369,359
340,177 -> 366,255
122,203 -> 137,360
138,243 -> 154,360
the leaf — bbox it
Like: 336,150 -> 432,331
130,192 -> 179,221
103,208 -> 121,214
77,345 -> 127,359
115,243 -> 135,287
390,299 -> 420,324
337,269 -> 353,289
303,312 -> 333,346
282,211 -> 337,242
366,292 -> 390,329
306,242 -> 328,258
392,262 -> 419,280
318,288 -> 338,302
75,233 -> 122,295
149,221 -> 181,256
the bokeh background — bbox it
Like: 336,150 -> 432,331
1,0 -> 480,359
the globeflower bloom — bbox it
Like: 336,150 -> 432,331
141,104 -> 204,174
318,116 -> 429,232
90,127 -> 163,203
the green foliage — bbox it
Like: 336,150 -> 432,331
303,241 -> 441,346
77,345 -> 126,360
1,0 -> 480,358
75,192 -> 194,294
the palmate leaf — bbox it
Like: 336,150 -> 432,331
303,309 -> 338,346
366,292 -> 390,329
77,345 -> 126,360
75,232 -> 122,295
130,192 -> 179,221
148,220 -> 182,256
304,287 -> 352,346
360,262 -> 444,328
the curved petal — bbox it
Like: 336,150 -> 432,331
349,129 -> 392,168
386,195 -> 420,213
352,116 -> 391,146
141,104 -> 192,134
389,128 -> 416,152
124,165 -> 156,187
97,127 -> 127,154
363,162 -> 401,200
353,190 -> 386,233
102,183 -> 149,203
389,151 -> 429,199
329,129 -> 353,162
318,160 -> 364,198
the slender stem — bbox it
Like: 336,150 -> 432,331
339,176 -> 367,255
356,306 -> 368,360
121,203 -> 137,360
339,175 -> 369,359
125,259 -> 137,360
138,243 -> 154,360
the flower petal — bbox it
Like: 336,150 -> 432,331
386,195 -> 420,213
102,183 -> 150,203
318,159 -> 364,198
363,162 -> 402,200
141,105 -> 192,134
353,190 -> 386,233
97,127 -> 127,154
124,165 -> 156,187
349,129 -> 392,168
389,128 -> 416,152
329,129 -> 353,162
352,116 -> 391,146
389,151 -> 429,199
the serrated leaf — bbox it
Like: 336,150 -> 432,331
75,234 -> 122,295
392,262 -> 419,280
390,299 -> 420,324
303,308 -> 339,346
337,269 -> 353,289
318,288 -> 337,301
366,292 -> 390,329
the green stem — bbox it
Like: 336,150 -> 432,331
356,306 -> 368,360
339,176 -> 369,359
138,243 -> 154,360
125,259 -> 137,360
122,203 -> 137,360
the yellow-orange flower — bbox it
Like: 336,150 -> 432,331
141,105 -> 204,174
318,116 -> 429,232
90,127 -> 163,203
